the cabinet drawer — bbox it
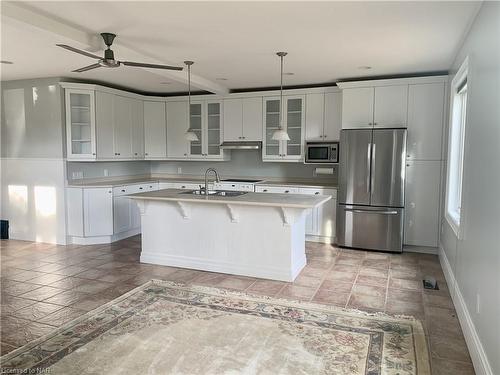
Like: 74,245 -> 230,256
299,187 -> 337,198
255,185 -> 300,194
113,184 -> 145,196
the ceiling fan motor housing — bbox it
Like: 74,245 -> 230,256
101,32 -> 116,48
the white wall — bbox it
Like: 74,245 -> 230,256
1,78 -> 67,244
440,3 -> 500,374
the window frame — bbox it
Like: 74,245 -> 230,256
445,57 -> 469,238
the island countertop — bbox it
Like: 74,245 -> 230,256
127,189 -> 331,209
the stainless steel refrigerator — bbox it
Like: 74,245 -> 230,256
336,128 -> 407,253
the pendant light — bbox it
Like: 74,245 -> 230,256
272,51 -> 290,141
184,60 -> 199,142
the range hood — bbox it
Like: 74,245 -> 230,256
219,141 -> 262,150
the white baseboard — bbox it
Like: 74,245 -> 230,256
141,252 -> 305,282
403,245 -> 438,255
439,246 -> 493,375
306,235 -> 335,244
70,227 -> 140,245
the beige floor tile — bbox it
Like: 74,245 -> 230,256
430,334 -> 472,363
311,289 -> 349,307
347,292 -> 385,310
431,357 -> 476,375
352,284 -> 387,298
319,279 -> 353,293
246,280 -> 286,297
278,285 -> 317,301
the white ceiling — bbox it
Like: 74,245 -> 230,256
1,1 -> 480,94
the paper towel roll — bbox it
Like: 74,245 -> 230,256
315,167 -> 334,175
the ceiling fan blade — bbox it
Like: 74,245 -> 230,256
72,63 -> 102,73
56,44 -> 102,60
121,61 -> 183,71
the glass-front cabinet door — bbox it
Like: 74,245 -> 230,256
65,89 -> 96,160
206,101 -> 222,157
285,96 -> 305,159
263,96 -> 304,161
263,97 -> 283,159
188,101 -> 203,157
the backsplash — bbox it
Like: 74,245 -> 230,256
151,150 -> 338,183
66,161 -> 151,181
67,151 -> 338,184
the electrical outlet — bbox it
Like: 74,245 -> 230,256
104,169 -> 109,177
177,167 -> 182,174
476,294 -> 481,314
72,171 -> 83,180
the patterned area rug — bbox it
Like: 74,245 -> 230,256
1,280 -> 430,374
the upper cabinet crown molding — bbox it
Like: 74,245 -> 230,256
336,75 -> 448,89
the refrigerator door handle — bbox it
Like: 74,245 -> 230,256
344,208 -> 399,215
370,142 -> 376,194
366,143 -> 372,193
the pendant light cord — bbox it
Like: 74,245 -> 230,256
188,63 -> 191,122
280,54 -> 283,130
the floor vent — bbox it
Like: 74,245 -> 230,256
423,276 -> 439,290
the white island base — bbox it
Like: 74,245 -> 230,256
137,200 -> 309,282
130,188 -> 334,282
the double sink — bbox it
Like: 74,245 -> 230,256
179,190 -> 248,197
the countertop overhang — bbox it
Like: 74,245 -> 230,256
126,189 -> 331,209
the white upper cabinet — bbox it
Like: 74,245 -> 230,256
130,98 -> 144,159
144,101 -> 167,159
205,101 -> 223,157
407,83 -> 445,160
263,95 -> 305,162
341,85 -> 408,129
166,101 -> 189,158
242,97 -> 263,141
93,91 -> 144,160
305,93 -> 324,141
188,100 -> 203,157
65,89 -> 96,160
223,97 -> 263,142
223,98 -> 242,142
113,95 -> 133,159
95,91 -> 115,159
305,92 -> 342,141
341,87 -> 374,128
323,92 -> 342,140
373,85 -> 408,128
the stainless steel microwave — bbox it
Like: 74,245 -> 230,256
305,142 -> 339,164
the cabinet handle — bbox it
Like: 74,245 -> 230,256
242,136 -> 245,139
285,190 -> 290,193
315,192 -> 320,195
373,122 -> 378,126
121,189 -> 126,192
135,153 -> 138,156
184,153 -> 187,156
263,189 -> 268,192
406,164 -> 410,167
92,153 -> 96,155
139,187 -> 143,190
145,153 -> 148,155
181,186 -> 186,189
231,184 -> 235,187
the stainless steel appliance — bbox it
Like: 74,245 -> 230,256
336,128 -> 407,253
305,142 -> 339,164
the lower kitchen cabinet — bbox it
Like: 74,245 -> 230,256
66,182 -> 158,244
404,160 -> 441,247
255,185 -> 337,243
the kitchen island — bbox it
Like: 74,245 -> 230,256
128,189 -> 331,281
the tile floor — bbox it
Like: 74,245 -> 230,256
0,237 -> 474,374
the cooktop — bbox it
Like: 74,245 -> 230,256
221,179 -> 263,183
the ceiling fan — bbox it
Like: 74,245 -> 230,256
56,32 -> 183,73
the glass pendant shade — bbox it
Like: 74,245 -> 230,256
272,128 -> 290,141
185,130 -> 199,141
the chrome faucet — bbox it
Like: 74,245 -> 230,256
204,168 -> 220,195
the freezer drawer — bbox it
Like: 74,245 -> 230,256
336,204 -> 403,252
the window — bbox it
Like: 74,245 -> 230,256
445,58 -> 468,236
